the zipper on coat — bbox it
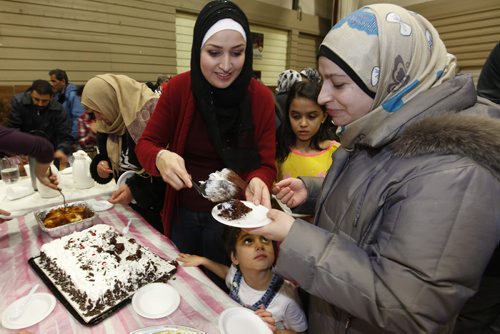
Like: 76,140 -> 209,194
345,314 -> 352,333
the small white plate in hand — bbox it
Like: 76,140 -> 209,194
86,199 -> 114,212
116,170 -> 135,188
211,200 -> 270,228
219,307 -> 272,334
132,283 -> 180,319
1,293 -> 56,329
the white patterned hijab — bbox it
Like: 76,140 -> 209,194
276,69 -> 302,94
319,4 -> 457,149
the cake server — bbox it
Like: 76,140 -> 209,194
9,283 -> 39,320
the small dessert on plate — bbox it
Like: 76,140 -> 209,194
217,199 -> 252,220
212,199 -> 270,228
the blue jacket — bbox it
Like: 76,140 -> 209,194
54,83 -> 84,139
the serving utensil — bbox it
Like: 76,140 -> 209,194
9,283 -> 39,320
48,166 -> 66,210
201,169 -> 247,203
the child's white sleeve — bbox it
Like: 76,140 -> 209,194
225,264 -> 237,289
283,298 -> 308,332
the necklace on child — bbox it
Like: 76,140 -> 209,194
229,267 -> 284,311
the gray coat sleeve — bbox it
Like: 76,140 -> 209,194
275,163 -> 500,333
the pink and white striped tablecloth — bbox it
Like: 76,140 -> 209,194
0,202 -> 238,334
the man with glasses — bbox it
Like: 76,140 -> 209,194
9,80 -> 74,167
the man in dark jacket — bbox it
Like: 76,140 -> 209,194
477,42 -> 500,105
453,41 -> 500,334
9,80 -> 74,167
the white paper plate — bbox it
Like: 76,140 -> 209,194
86,199 -> 114,212
212,200 -> 270,228
1,293 -> 56,329
130,325 -> 205,334
218,307 -> 272,334
132,283 -> 180,319
117,170 -> 135,188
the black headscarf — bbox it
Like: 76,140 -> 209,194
191,0 -> 260,173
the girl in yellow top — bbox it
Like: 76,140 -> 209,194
276,80 -> 340,180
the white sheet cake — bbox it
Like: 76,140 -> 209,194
39,224 -> 177,317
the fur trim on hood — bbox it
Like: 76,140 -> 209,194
391,114 -> 500,175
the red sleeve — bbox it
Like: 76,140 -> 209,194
245,79 -> 277,189
135,74 -> 185,175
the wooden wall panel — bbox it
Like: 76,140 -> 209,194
0,0 -> 328,88
0,0 -> 177,84
358,0 -> 500,83
296,33 -> 320,70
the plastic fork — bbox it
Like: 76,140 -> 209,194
9,284 -> 39,320
122,218 -> 135,235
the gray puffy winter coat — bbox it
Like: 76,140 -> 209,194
275,75 -> 500,333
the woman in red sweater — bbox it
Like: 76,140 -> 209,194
136,0 -> 276,287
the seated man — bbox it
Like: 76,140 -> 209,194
9,79 -> 74,167
49,69 -> 85,139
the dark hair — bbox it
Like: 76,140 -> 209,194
276,80 -> 332,162
48,69 -> 68,84
75,84 -> 85,97
223,226 -> 278,260
156,74 -> 170,86
29,80 -> 53,96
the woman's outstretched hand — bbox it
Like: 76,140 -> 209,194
109,184 -> 134,204
97,160 -> 113,179
246,209 -> 294,242
246,177 -> 271,208
155,149 -> 191,190
35,162 -> 59,190
272,178 -> 307,209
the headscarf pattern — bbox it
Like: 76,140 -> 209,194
81,74 -> 157,172
276,69 -> 302,94
320,4 -> 457,149
190,0 -> 260,172
300,68 -> 322,85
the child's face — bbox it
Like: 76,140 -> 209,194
231,231 -> 275,272
288,97 -> 327,144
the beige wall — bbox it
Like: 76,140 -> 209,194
0,0 -> 329,86
341,0 -> 500,82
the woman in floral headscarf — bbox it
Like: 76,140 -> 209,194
250,4 -> 500,333
81,74 -> 165,233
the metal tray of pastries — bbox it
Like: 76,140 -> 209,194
34,201 -> 96,237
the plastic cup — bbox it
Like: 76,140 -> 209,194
1,157 -> 20,184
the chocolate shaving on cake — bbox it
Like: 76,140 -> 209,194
217,199 -> 252,220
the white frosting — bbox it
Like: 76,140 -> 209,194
202,168 -> 239,202
40,224 -> 176,307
